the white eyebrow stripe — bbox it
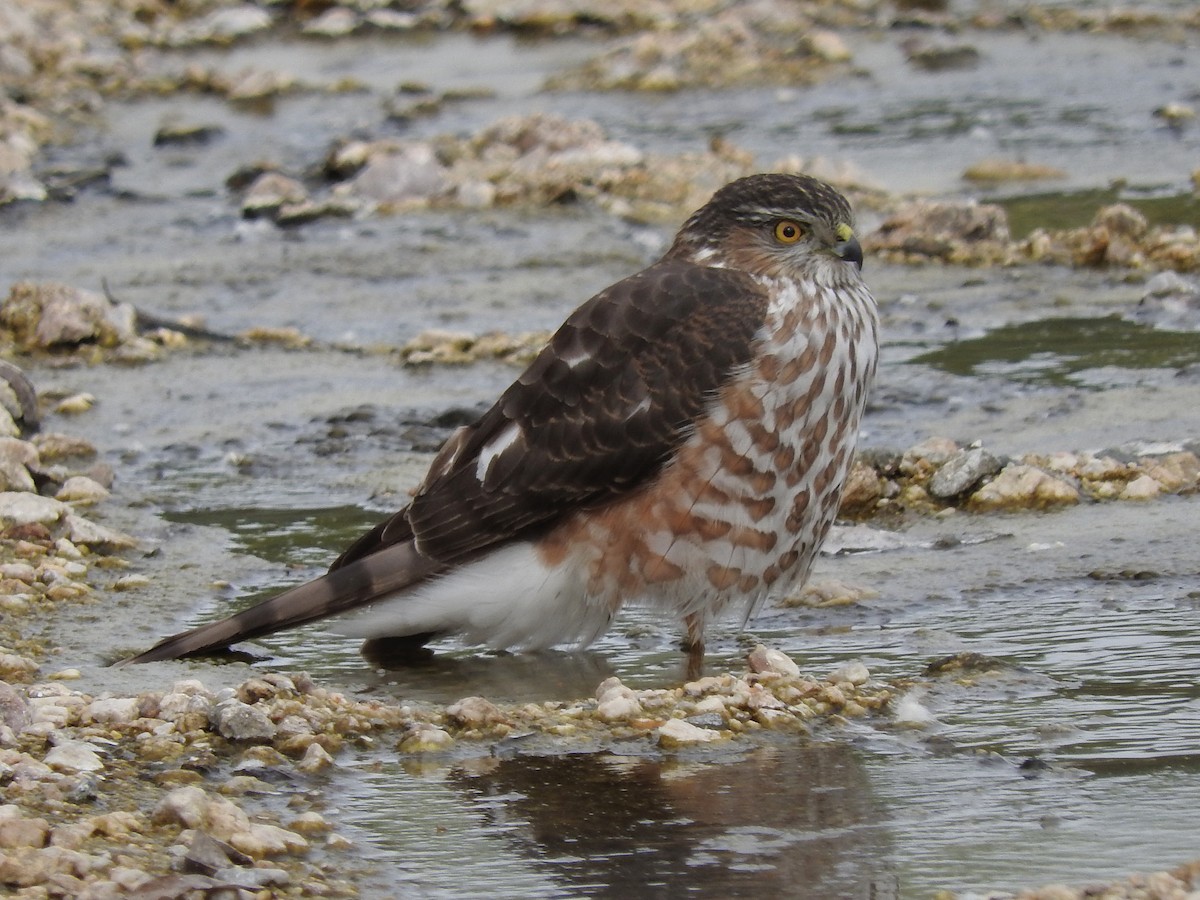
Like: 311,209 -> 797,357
475,422 -> 522,482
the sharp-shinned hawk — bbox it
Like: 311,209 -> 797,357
123,173 -> 879,666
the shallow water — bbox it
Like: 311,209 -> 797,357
7,21 -> 1200,899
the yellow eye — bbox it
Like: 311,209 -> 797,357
773,220 -> 804,244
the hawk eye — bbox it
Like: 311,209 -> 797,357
773,220 -> 804,244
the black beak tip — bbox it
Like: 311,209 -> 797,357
839,236 -> 864,270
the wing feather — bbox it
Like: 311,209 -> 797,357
336,258 -> 770,568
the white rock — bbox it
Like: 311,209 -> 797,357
85,697 -> 141,725
44,739 -> 104,773
893,691 -> 938,727
211,699 -> 276,742
828,661 -> 871,686
153,785 -> 209,829
596,694 -> 643,722
1120,474 -> 1162,500
63,513 -> 137,551
55,476 -> 110,504
0,491 -> 65,525
747,645 -> 801,678
658,718 -> 721,747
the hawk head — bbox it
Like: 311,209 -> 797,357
668,173 -> 864,280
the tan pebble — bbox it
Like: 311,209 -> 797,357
0,806 -> 51,849
398,725 -> 453,753
55,475 -> 109,504
787,579 -> 879,608
692,695 -> 726,715
296,741 -> 335,773
805,30 -> 852,62
229,822 -> 309,859
289,811 -> 331,834
54,393 -> 95,415
326,833 -> 354,850
152,767 -> 201,785
968,464 -> 1079,511
1141,451 -> 1200,491
112,574 -> 151,591
819,685 -> 847,706
48,668 -> 81,681
683,676 -> 723,696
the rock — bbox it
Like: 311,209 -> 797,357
0,437 -> 37,492
838,460 -> 884,514
289,811 -> 330,835
929,447 -> 1004,498
296,742 -> 334,774
112,574 -> 152,591
0,680 -> 30,732
595,694 -> 643,721
0,845 -> 96,887
152,122 -> 225,147
158,686 -> 214,725
1093,203 -> 1148,240
55,475 -> 110,504
784,578 -> 880,608
658,718 -> 721,748
303,7 -> 359,37
892,691 -> 937,727
804,30 -> 852,63
1140,452 -> 1200,492
180,5 -> 273,45
398,724 -> 454,753
241,172 -> 309,220
63,513 -> 137,551
962,159 -> 1065,183
1133,272 -> 1200,330
228,822 -> 309,859
968,464 -> 1080,511
902,38 -> 980,72
828,661 -> 871,686
0,805 -> 50,848
900,436 -> 960,475
84,697 -> 140,725
1119,473 -> 1162,500
44,739 -> 104,773
0,281 -> 136,349
0,651 -> 39,682
339,142 -> 447,207
152,786 -> 209,829
211,699 -> 276,743
0,491 -> 66,526
32,432 -> 97,461
869,201 -> 1010,262
446,696 -> 508,728
747,645 -> 800,678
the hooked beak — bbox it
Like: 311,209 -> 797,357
836,234 -> 864,270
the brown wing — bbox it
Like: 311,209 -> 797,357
333,258 -> 770,568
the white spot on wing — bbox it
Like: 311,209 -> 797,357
475,422 -> 522,483
624,396 -> 652,421
560,346 -> 593,369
